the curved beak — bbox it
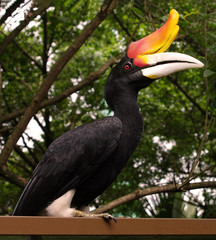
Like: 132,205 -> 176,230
141,52 -> 204,79
127,9 -> 204,79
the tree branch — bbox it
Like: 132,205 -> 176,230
42,10 -> 48,75
14,145 -> 36,169
0,55 -> 120,124
0,0 -> 118,167
92,181 -> 216,214
20,134 -> 40,164
112,12 -> 136,41
0,0 -> 53,56
40,56 -> 120,109
168,76 -> 206,116
178,116 -> 213,190
0,0 -> 25,26
0,63 -> 2,116
0,167 -> 27,188
177,17 -> 214,190
12,38 -> 43,71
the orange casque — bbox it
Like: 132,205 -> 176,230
127,9 -> 179,67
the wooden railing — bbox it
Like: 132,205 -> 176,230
0,217 -> 216,237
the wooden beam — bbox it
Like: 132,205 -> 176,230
0,217 -> 216,236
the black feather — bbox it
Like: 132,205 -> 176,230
13,117 -> 122,215
13,54 -> 149,216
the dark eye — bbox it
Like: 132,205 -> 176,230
123,62 -> 132,71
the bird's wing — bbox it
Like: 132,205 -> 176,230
13,117 -> 122,216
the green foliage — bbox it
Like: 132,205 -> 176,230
0,0 -> 215,218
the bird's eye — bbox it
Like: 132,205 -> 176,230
123,62 -> 132,71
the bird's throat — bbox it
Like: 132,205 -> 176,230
114,91 -> 144,157
114,91 -> 143,129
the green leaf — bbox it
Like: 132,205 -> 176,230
203,69 -> 216,78
207,31 -> 216,39
131,7 -> 145,21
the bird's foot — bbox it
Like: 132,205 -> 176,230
93,212 -> 117,223
73,209 -> 117,223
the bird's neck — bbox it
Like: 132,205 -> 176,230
113,89 -> 144,155
114,91 -> 143,127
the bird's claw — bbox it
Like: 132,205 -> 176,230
73,209 -> 117,223
99,213 -> 117,223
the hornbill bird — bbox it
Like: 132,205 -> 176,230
13,9 -> 203,220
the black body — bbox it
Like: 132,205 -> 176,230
13,55 -> 154,216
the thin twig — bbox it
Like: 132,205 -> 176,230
0,0 -> 25,26
178,107 -> 213,190
0,0 -> 53,56
92,181 -> 216,214
0,55 -> 120,125
126,20 -> 142,46
0,0 -> 118,167
168,75 -> 206,116
179,164 -> 215,190
112,12 -> 136,41
178,14 -> 212,190
0,64 -> 1,90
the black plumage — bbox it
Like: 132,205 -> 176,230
13,54 -> 151,216
13,54 -> 151,215
13,117 -> 123,215
13,9 -> 203,217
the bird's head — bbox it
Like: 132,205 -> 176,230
106,9 -> 203,105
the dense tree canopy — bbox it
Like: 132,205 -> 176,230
0,0 -> 215,218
